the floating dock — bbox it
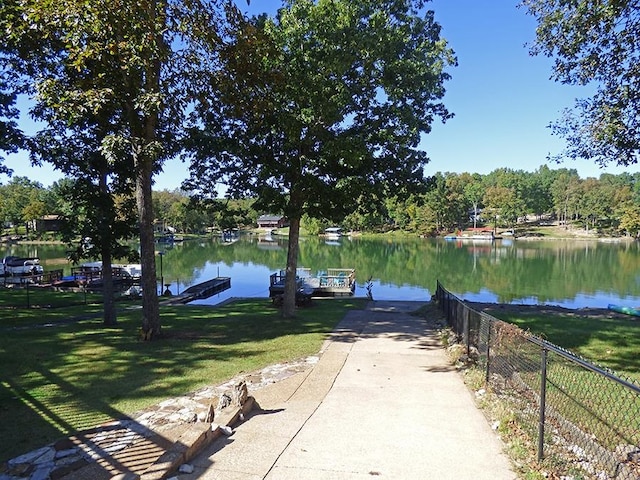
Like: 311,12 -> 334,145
269,268 -> 356,298
164,277 -> 231,304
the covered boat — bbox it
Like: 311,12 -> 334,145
607,304 -> 640,317
323,227 -> 344,239
1,256 -> 44,276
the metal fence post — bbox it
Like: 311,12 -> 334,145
435,281 -> 640,477
485,320 -> 491,384
538,346 -> 548,462
463,307 -> 470,353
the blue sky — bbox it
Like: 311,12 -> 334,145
2,0 -> 633,190
422,0 -> 631,179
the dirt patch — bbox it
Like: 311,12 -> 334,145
465,302 -> 631,320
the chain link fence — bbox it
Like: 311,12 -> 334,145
435,281 -> 640,479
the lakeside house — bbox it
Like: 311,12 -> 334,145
257,215 -> 288,230
30,215 -> 63,233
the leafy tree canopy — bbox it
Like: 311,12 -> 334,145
0,86 -> 22,172
523,0 -> 640,166
187,0 -> 455,214
1,0 -> 227,337
184,0 -> 455,315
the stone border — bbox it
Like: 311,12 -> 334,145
1,357 -> 317,480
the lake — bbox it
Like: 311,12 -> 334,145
4,235 -> 640,309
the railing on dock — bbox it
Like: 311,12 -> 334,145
70,266 -> 136,282
319,268 -> 355,289
269,268 -> 355,297
40,269 -> 64,284
0,269 -> 64,285
269,268 -> 312,288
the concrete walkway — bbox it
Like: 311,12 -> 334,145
180,301 -> 516,480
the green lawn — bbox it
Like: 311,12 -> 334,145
0,294 -> 364,462
484,308 -> 640,458
487,309 -> 640,382
0,285 -> 103,309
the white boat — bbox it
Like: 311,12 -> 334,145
1,256 -> 44,276
121,263 -> 142,278
79,261 -> 142,279
444,231 -> 495,241
323,227 -> 343,240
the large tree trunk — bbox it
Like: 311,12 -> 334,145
136,0 -> 162,340
98,170 -> 117,326
282,216 -> 301,318
136,148 -> 160,339
101,249 -> 117,326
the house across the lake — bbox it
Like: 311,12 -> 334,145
30,215 -> 63,233
257,215 -> 288,230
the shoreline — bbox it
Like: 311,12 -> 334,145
465,301 -> 630,320
3,222 -> 639,246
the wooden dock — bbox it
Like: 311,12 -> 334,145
269,268 -> 355,298
163,277 -> 231,304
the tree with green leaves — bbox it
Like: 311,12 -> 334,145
0,82 -> 23,174
2,0 -> 226,338
56,176 -> 139,325
0,3 -> 24,174
385,196 -> 410,231
483,185 -> 523,232
550,169 -> 581,227
27,90 -> 143,325
343,198 -> 388,233
618,202 -> 640,237
0,177 -> 43,234
460,173 -> 484,229
411,178 -> 443,232
444,173 -> 474,229
526,165 -> 555,219
185,0 -> 455,316
20,191 -> 46,235
483,168 -> 529,225
524,0 -> 640,167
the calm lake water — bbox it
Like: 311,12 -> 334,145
5,235 -> 640,309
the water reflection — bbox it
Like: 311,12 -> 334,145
3,235 -> 640,309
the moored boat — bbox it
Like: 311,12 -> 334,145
323,227 -> 344,240
444,231 -> 495,241
56,261 -> 143,288
77,261 -> 142,279
608,304 -> 640,317
1,256 -> 44,276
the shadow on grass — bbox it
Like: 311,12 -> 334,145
0,298 -> 360,462
0,365 -> 188,478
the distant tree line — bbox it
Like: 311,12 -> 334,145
374,165 -> 640,237
7,163 -> 640,239
336,164 -> 640,237
0,177 -> 257,238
